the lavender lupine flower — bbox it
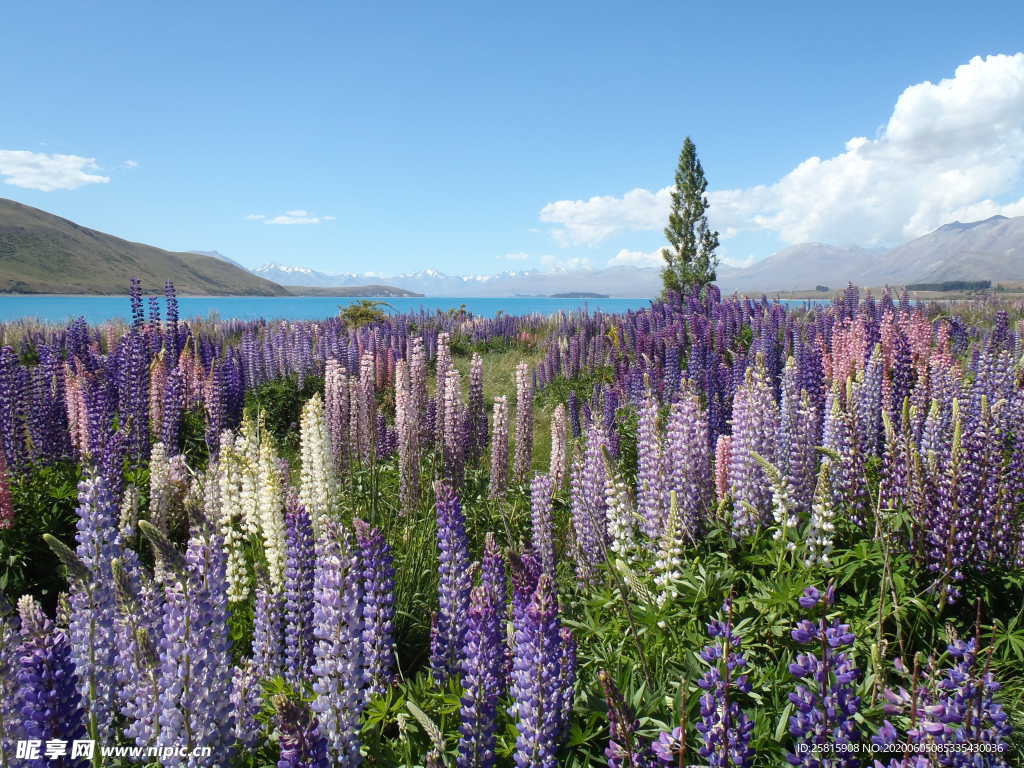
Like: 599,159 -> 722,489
310,524 -> 364,767
530,473 -> 556,576
823,390 -> 869,529
488,396 -> 510,498
599,669 -> 655,768
430,482 -> 473,684
275,695 -> 332,768
729,359 -> 779,535
549,403 -> 569,491
511,574 -> 575,768
481,534 -> 509,695
513,362 -> 534,478
665,385 -> 712,539
154,527 -> 236,767
786,586 -> 861,768
232,661 -> 264,749
457,584 -> 504,768
354,519 -> 396,699
0,599 -> 19,765
253,585 -> 285,678
394,360 -> 421,514
636,392 -> 667,539
570,423 -> 609,583
443,367 -> 466,486
0,454 -> 12,530
467,352 -> 487,462
67,474 -> 124,739
284,501 -> 317,685
15,596 -> 88,766
695,601 -> 755,768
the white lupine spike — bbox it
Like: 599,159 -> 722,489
604,462 -> 637,561
299,393 -> 335,536
257,437 -> 287,588
653,491 -> 684,609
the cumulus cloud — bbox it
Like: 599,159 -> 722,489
0,150 -> 110,191
608,248 -> 664,267
248,209 -> 337,225
541,53 -> 1024,248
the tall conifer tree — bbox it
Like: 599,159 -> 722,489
661,137 -> 719,297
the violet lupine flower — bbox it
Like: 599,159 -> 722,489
232,661 -> 264,749
530,473 -> 556,577
160,366 -> 185,453
480,533 -> 510,695
822,394 -> 869,529
0,453 -> 12,530
457,584 -> 505,768
599,669 -> 655,768
729,359 -> 780,535
549,403 -> 569,491
430,482 -> 473,684
513,362 -> 534,478
155,528 -> 236,767
68,474 -> 124,740
665,385 -> 712,539
488,396 -> 510,499
15,596 -> 88,766
695,601 -> 755,768
570,423 -> 609,583
284,501 -> 317,685
786,586 -> 861,768
275,695 -> 332,768
354,519 -> 396,699
510,574 -> 575,768
394,360 -> 421,514
310,524 -> 364,766
443,367 -> 466,486
253,585 -> 285,679
467,352 -> 487,462
0,598 -> 19,763
651,728 -> 686,764
636,392 -> 667,539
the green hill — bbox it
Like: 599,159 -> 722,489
0,198 -> 288,295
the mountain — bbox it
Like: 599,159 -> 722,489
718,215 -> 1024,293
0,199 -> 289,295
252,263 -> 663,298
190,249 -> 249,270
858,215 -> 1024,285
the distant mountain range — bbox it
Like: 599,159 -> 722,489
252,214 -> 1024,297
2,197 -> 1022,297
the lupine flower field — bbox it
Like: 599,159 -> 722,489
2,279 -> 1024,767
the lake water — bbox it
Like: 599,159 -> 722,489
0,295 -> 830,324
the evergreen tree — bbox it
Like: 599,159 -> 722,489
660,137 -> 719,297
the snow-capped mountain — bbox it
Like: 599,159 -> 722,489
251,263 -> 663,297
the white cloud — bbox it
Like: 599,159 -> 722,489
123,160 -> 139,168
608,248 -> 665,267
249,209 -> 336,225
498,252 -> 531,261
0,150 -> 110,191
540,254 -> 593,271
540,53 -> 1024,248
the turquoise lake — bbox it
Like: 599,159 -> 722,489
0,295 -> 829,324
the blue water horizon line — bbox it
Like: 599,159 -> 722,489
0,294 -> 830,325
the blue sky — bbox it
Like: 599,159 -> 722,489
3,1 -> 1024,275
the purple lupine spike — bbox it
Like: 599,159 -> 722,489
156,528 -> 236,766
729,358 -> 779,535
15,597 -> 88,766
488,396 -> 510,499
354,519 -> 396,699
665,384 -> 712,539
530,473 -> 556,577
513,362 -> 534,478
457,584 -> 504,768
695,601 -> 755,767
786,586 -> 861,768
275,695 -> 332,768
636,392 -> 666,539
430,482 -> 473,684
570,423 -> 609,583
599,670 -> 655,768
310,524 -> 364,766
467,352 -> 487,462
67,474 -> 124,740
253,585 -> 285,679
284,500 -> 316,685
510,573 -> 574,768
